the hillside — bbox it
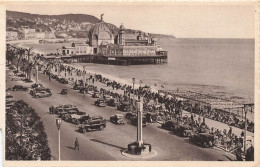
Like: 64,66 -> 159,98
6,10 -> 175,39
7,10 -> 100,23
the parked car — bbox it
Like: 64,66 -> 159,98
110,114 -> 125,124
117,102 -> 131,112
173,124 -> 194,137
52,104 -> 79,114
67,114 -> 82,124
61,89 -> 68,95
78,117 -> 106,133
79,87 -> 88,93
125,112 -> 137,120
161,120 -> 179,131
6,100 -> 15,109
31,83 -> 43,88
6,94 -> 13,100
78,115 -> 92,124
189,133 -> 215,147
92,91 -> 100,98
59,78 -> 68,84
30,87 -> 52,98
107,98 -> 117,107
12,85 -> 28,91
95,99 -> 106,107
73,84 -> 83,90
145,112 -> 158,123
131,116 -> 147,127
34,90 -> 52,98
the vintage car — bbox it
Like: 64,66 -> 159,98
6,94 -> 13,100
34,90 -> 52,98
51,74 -> 59,79
31,83 -> 43,88
145,112 -> 158,123
110,114 -> 125,124
30,87 -> 52,98
61,89 -> 68,95
78,115 -> 92,124
73,84 -> 83,90
92,91 -> 100,98
78,117 -> 106,133
60,109 -> 86,119
125,112 -> 137,120
189,133 -> 215,147
117,102 -> 131,112
173,124 -> 194,137
161,120 -> 179,131
107,98 -> 117,107
95,99 -> 106,107
67,114 -> 82,124
131,116 -> 147,127
6,100 -> 15,109
59,78 -> 69,84
52,104 -> 79,114
12,85 -> 28,91
79,87 -> 89,93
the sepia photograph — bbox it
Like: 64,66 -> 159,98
2,1 -> 259,165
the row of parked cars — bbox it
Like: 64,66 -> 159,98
161,120 -> 215,147
49,104 -> 107,133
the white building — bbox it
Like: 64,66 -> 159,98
59,42 -> 93,56
6,31 -> 18,41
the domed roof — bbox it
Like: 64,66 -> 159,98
119,24 -> 125,30
90,21 -> 112,36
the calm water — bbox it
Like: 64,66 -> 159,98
72,38 -> 254,103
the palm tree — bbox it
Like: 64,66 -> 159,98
17,48 -> 25,72
6,47 -> 15,65
25,48 -> 34,81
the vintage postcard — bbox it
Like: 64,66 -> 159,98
0,1 -> 259,167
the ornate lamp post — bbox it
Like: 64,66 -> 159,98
56,118 -> 62,161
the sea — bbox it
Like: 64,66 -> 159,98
71,38 -> 255,104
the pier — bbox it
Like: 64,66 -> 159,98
44,51 -> 168,66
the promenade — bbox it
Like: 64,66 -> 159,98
6,66 -> 237,161
49,63 -> 254,138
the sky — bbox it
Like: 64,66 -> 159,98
6,2 -> 256,38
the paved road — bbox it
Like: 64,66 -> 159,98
6,69 -> 236,161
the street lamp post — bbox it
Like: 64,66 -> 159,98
56,118 -> 62,161
83,65 -> 87,96
132,78 -> 135,109
36,64 -> 38,84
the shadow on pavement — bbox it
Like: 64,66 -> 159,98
66,146 -> 75,150
90,138 -> 125,150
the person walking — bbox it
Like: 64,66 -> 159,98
74,138 -> 79,150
